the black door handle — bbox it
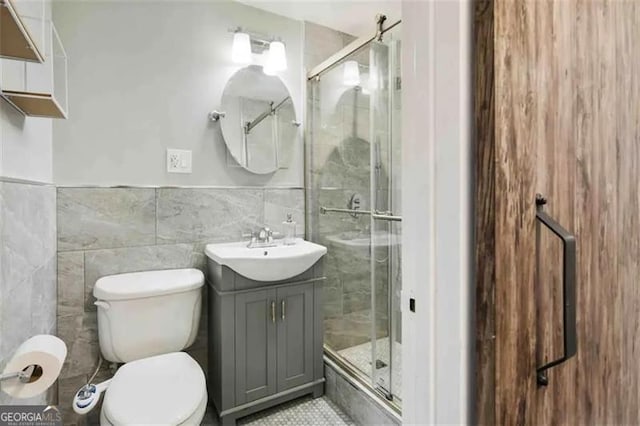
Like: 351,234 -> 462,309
535,194 -> 577,386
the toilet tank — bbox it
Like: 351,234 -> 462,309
93,269 -> 204,363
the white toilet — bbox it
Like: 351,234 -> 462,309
91,268 -> 207,425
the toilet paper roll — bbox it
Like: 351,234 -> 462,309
1,335 -> 67,399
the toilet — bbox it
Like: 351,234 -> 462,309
92,268 -> 207,425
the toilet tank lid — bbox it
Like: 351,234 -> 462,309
93,269 -> 204,301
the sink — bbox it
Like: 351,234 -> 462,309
205,238 -> 327,282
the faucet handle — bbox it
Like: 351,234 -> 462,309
242,231 -> 257,240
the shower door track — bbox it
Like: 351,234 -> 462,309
306,19 -> 401,81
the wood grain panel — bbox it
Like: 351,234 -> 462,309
474,0 -> 640,423
473,1 -> 495,424
0,0 -> 44,62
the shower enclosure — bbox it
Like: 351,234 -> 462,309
306,21 -> 402,410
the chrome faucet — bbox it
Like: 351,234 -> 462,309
244,227 -> 277,248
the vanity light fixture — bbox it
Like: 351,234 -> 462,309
267,40 -> 287,73
262,52 -> 277,76
343,61 -> 361,86
229,27 -> 287,74
231,31 -> 252,65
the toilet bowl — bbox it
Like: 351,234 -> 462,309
100,352 -> 207,425
85,269 -> 207,425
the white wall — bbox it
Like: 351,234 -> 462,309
237,0 -> 401,36
0,0 -> 54,183
52,0 -> 304,187
401,0 -> 472,424
0,103 -> 53,182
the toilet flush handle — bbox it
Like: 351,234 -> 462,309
94,301 -> 110,310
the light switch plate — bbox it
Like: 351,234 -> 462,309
167,149 -> 192,173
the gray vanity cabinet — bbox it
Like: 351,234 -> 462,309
208,259 -> 325,426
276,283 -> 314,392
234,289 -> 277,404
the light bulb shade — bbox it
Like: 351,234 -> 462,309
262,52 -> 277,76
267,41 -> 287,72
361,72 -> 370,95
368,71 -> 379,92
343,61 -> 361,86
232,32 -> 252,65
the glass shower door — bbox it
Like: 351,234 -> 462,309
306,26 -> 402,409
369,36 -> 402,403
308,44 -> 377,382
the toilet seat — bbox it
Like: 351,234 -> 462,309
101,352 -> 207,425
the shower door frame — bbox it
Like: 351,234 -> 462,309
305,17 -> 403,415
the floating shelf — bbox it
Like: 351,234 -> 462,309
1,91 -> 66,118
0,20 -> 68,119
0,0 -> 45,62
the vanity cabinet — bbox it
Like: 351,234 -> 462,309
208,259 -> 325,426
234,289 -> 277,404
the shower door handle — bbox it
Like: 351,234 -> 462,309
372,211 -> 402,222
535,194 -> 577,386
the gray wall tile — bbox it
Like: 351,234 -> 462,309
304,21 -> 355,70
0,182 -> 56,406
1,182 -> 56,291
60,312 -> 99,380
156,188 -> 263,244
58,374 -> 89,426
264,189 -> 305,237
58,252 -> 84,316
31,258 -> 57,335
327,362 -> 400,426
83,244 -> 200,310
57,188 -> 156,251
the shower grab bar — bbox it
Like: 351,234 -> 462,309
372,212 -> 402,222
535,194 -> 577,386
320,206 -> 402,222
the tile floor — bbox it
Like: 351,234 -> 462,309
201,396 -> 355,425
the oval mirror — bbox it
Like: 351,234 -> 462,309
219,65 -> 298,174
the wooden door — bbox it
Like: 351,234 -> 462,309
474,0 -> 640,424
276,283 -> 314,392
234,289 -> 277,404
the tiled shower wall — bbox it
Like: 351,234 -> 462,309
56,186 -> 304,424
0,181 -> 57,406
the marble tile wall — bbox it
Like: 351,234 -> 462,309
324,362 -> 400,425
56,186 -> 304,425
0,181 -> 57,406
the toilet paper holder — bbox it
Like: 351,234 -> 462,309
0,364 -> 37,383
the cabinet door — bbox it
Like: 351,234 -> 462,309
276,283 -> 314,392
235,289 -> 277,404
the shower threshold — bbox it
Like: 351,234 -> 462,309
324,344 -> 402,416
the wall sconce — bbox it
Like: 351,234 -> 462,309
262,52 -> 277,76
230,27 -> 287,74
267,41 -> 287,73
231,31 -> 252,65
343,61 -> 361,86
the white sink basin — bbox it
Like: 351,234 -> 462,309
205,238 -> 327,282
